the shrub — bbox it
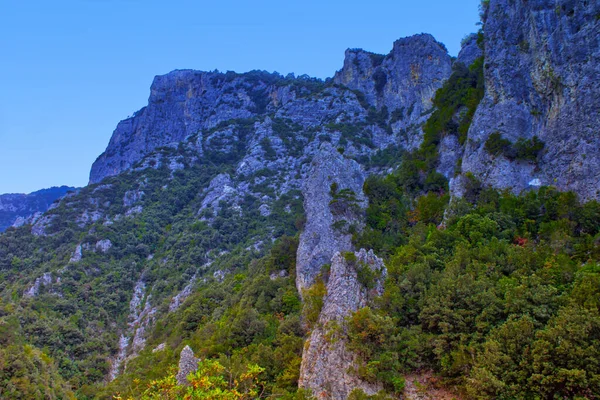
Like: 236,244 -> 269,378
484,132 -> 512,156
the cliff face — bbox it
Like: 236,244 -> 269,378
295,143 -> 367,294
299,250 -> 386,399
89,70 -> 271,184
334,34 -> 453,147
7,7 -> 600,396
90,35 -> 453,185
0,186 -> 76,232
454,0 -> 600,200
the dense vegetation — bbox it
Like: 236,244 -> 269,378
349,182 -> 600,399
0,136 -> 304,398
106,235 -> 308,399
1,20 -> 599,398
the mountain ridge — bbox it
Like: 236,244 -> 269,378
1,0 -> 599,398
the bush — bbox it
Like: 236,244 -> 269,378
485,133 -> 545,162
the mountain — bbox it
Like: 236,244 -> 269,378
453,0 -> 600,201
0,186 -> 77,232
1,0 -> 599,399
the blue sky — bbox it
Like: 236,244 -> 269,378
0,0 -> 481,194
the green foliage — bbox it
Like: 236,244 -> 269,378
329,185 -> 361,217
301,280 -> 327,330
484,132 -> 512,156
354,175 -> 408,255
0,136 -> 305,397
350,180 -> 600,398
0,343 -> 75,399
260,137 -> 277,160
372,69 -> 387,94
416,56 -> 485,175
347,307 -> 405,394
117,359 -> 266,399
485,133 -> 545,162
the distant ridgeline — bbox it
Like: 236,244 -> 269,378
0,0 -> 599,399
0,186 -> 77,232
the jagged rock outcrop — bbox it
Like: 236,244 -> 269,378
299,249 -> 387,399
295,143 -> 367,294
0,186 -> 76,232
89,70 -> 270,183
23,272 -> 60,298
90,35 -> 454,186
457,33 -> 483,68
453,0 -> 600,201
109,277 -> 157,380
334,34 -> 452,139
176,345 -> 199,385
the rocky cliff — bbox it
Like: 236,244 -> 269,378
90,35 -> 453,186
299,249 -> 386,399
333,34 -> 452,146
0,186 -> 77,232
4,5 -> 600,397
295,143 -> 367,294
453,0 -> 600,200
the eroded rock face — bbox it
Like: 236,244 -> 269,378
89,70 -> 269,183
333,34 -> 453,133
90,34 -> 454,187
456,33 -> 483,68
299,249 -> 387,399
23,272 -> 56,298
176,345 -> 199,385
295,143 -> 367,294
454,0 -> 600,201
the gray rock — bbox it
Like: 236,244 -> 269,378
269,270 -> 289,280
70,244 -> 83,263
76,210 -> 103,227
296,143 -> 367,294
0,186 -> 76,232
125,205 -> 143,217
31,214 -> 56,236
152,343 -> 166,353
95,239 -> 113,253
454,0 -> 600,201
123,190 -> 144,207
299,249 -> 387,399
89,70 -> 285,184
199,173 -> 236,215
13,211 -> 43,229
438,134 -> 463,179
334,34 -> 453,134
169,274 -> 197,312
23,272 -> 55,298
258,203 -> 271,217
457,33 -> 483,67
176,345 -> 199,385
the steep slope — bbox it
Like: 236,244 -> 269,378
0,34 -> 454,398
90,35 -> 453,186
453,0 -> 600,200
299,250 -> 387,399
0,186 -> 77,232
1,3 -> 600,397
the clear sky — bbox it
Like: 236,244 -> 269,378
0,0 -> 481,194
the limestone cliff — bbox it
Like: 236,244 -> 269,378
90,36 -> 453,186
295,143 -> 367,294
453,0 -> 600,200
299,249 -> 386,399
334,34 -> 452,138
